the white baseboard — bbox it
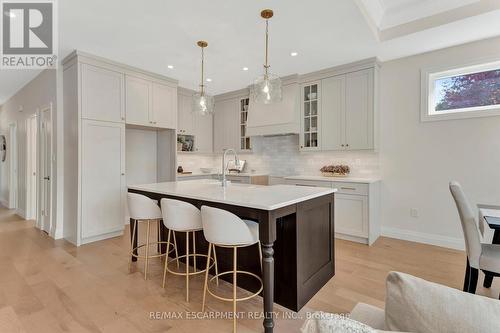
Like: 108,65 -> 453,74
16,209 -> 26,219
381,226 -> 464,251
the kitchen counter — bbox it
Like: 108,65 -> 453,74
129,179 -> 335,210
128,179 -> 336,321
176,172 -> 269,178
284,175 -> 381,184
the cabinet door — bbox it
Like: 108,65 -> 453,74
152,82 -> 177,129
125,75 -> 151,126
194,113 -> 213,153
321,75 -> 345,150
81,64 -> 124,123
81,120 -> 125,239
335,193 -> 368,238
214,98 -> 239,152
177,93 -> 195,134
345,69 -> 374,150
300,82 -> 321,151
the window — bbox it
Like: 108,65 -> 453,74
421,60 -> 500,121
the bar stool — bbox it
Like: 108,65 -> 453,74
200,205 -> 263,333
127,193 -> 177,280
161,198 -> 218,302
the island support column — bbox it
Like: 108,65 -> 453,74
259,211 -> 277,333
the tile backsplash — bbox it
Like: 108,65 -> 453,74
177,135 -> 379,177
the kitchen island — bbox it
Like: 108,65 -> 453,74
128,179 -> 336,333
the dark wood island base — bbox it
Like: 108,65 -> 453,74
129,187 -> 335,333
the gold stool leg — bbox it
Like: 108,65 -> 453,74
258,241 -> 263,274
213,245 -> 219,286
162,229 -> 172,288
144,220 -> 151,280
185,231 -> 190,302
173,231 -> 180,268
128,219 -> 137,272
193,232 -> 197,272
201,242 -> 212,312
233,246 -> 238,333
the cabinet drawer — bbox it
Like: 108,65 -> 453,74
285,179 -> 332,188
332,182 -> 368,195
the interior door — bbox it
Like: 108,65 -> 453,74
345,69 -> 374,150
40,106 -> 52,233
26,115 -> 38,221
81,63 -> 125,123
125,75 -> 151,126
152,82 -> 177,129
81,119 -> 125,239
8,123 -> 17,210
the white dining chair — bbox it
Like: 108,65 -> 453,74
200,205 -> 263,333
449,181 -> 500,297
161,198 -> 217,302
127,193 -> 176,280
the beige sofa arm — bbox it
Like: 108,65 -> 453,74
350,303 -> 386,330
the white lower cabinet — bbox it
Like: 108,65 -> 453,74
81,120 -> 125,242
285,178 -> 380,245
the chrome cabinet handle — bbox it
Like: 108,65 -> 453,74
340,187 -> 356,191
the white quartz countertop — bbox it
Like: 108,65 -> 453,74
128,179 -> 335,210
177,172 -> 269,178
284,175 -> 381,184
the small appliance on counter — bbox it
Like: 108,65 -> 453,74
177,166 -> 192,175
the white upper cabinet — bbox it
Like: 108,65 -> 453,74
300,82 -> 321,150
194,112 -> 213,153
125,75 -> 177,129
214,97 -> 239,152
125,75 -> 151,126
81,64 -> 125,123
177,92 -> 195,135
305,67 -> 376,151
345,69 -> 374,150
321,76 -> 345,151
152,82 -> 177,129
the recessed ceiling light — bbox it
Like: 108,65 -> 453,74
242,67 -> 249,71
167,65 -> 174,69
290,52 -> 298,57
206,78 -> 212,82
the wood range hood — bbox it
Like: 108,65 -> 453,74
246,74 -> 301,137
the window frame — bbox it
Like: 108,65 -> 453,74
420,58 -> 500,122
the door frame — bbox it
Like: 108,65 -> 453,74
8,122 -> 17,210
26,114 -> 38,221
39,104 -> 53,234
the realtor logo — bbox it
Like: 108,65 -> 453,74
1,0 -> 57,69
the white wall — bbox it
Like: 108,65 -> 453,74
126,128 -> 158,185
379,36 -> 500,249
0,70 -> 57,218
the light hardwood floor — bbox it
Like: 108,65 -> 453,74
0,207 -> 498,332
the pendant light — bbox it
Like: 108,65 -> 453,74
252,9 -> 282,104
192,40 -> 214,115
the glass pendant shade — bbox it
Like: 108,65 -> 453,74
192,91 -> 214,115
252,72 -> 282,104
192,40 -> 214,115
253,9 -> 282,105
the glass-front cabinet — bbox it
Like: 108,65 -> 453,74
300,82 -> 321,150
240,97 -> 251,151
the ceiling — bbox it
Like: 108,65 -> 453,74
1,0 -> 500,105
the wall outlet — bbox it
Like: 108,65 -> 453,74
410,208 -> 419,218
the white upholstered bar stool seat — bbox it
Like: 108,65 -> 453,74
161,199 -> 217,302
200,205 -> 263,333
127,193 -> 176,280
450,181 -> 500,298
